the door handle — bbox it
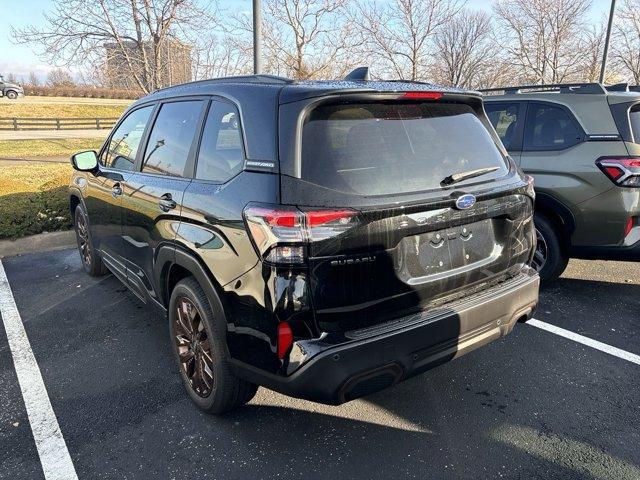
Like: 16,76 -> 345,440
159,193 -> 177,212
112,183 -> 123,198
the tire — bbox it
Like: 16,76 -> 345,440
532,214 -> 569,283
73,204 -> 107,277
169,277 -> 257,414
5,90 -> 18,100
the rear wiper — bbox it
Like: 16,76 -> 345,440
441,166 -> 500,186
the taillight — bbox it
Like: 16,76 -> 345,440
402,91 -> 443,100
243,204 -> 359,265
625,217 -> 636,237
596,157 -> 640,187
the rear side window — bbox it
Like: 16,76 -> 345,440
301,102 -> 508,195
629,105 -> 640,143
103,106 -> 153,170
142,100 -> 203,177
485,102 -> 521,150
523,102 -> 583,150
195,100 -> 244,182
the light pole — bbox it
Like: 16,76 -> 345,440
253,0 -> 262,75
599,0 -> 617,84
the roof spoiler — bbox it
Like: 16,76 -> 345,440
344,67 -> 370,82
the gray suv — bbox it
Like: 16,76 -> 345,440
483,83 -> 640,281
0,75 -> 24,99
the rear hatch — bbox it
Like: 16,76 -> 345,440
277,90 -> 535,332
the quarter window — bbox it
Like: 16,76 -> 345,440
102,106 -> 153,171
485,102 -> 521,151
142,100 -> 204,177
195,101 -> 244,182
523,103 -> 583,150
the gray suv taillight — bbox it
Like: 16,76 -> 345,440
596,157 -> 640,187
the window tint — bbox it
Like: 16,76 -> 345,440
196,101 -> 244,182
524,103 -> 583,150
629,105 -> 640,143
103,106 -> 153,170
142,101 -> 203,177
485,102 -> 521,150
301,102 -> 508,195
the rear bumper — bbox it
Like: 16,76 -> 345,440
231,269 -> 540,405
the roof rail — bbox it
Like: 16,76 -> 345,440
150,74 -> 293,94
479,83 -> 607,95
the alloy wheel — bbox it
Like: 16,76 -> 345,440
531,228 -> 548,273
174,297 -> 214,398
76,213 -> 91,267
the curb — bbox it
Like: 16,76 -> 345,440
0,230 -> 76,258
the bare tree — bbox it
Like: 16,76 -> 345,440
493,0 -> 591,84
47,68 -> 75,87
12,0 -> 215,93
432,9 -> 501,88
27,72 -> 40,87
243,0 -> 359,80
351,0 -> 461,81
612,0 -> 640,84
192,32 -> 252,80
5,73 -> 18,84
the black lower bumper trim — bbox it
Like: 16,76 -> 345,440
230,271 -> 539,405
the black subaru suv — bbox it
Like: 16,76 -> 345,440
69,71 -> 539,413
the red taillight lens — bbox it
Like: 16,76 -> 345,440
277,322 -> 293,359
243,205 -> 359,264
402,91 -> 443,100
596,157 -> 640,187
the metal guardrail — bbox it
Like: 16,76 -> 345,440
0,117 -> 119,131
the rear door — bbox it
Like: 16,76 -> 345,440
120,99 -> 206,303
279,94 -> 535,332
484,101 -> 526,164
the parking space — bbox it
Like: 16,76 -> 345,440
1,249 -> 639,479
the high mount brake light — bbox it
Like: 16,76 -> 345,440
243,205 -> 359,265
402,91 -> 443,100
596,157 -> 640,187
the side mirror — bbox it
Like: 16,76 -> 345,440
71,150 -> 98,172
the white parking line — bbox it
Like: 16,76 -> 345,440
0,260 -> 78,480
528,318 -> 640,366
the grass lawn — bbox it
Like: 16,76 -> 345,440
0,101 -> 127,118
0,163 -> 73,240
0,138 -> 105,159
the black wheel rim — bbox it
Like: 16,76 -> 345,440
174,297 -> 214,398
532,228 -> 548,272
76,213 -> 91,267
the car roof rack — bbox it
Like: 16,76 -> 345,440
479,83 -> 607,95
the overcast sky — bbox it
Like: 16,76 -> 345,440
0,0 -> 612,81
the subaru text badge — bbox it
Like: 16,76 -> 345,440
455,194 -> 476,210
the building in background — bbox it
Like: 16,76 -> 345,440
105,38 -> 192,90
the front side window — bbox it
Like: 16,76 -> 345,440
103,106 -> 153,171
195,100 -> 244,182
142,100 -> 204,177
301,102 -> 508,195
485,102 -> 521,151
523,103 -> 583,150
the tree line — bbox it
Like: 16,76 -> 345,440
9,0 -> 640,94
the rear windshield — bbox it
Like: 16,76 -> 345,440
630,105 -> 640,142
301,102 -> 508,195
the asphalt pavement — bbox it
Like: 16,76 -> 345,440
0,249 -> 638,479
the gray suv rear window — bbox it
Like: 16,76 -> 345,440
301,102 -> 508,195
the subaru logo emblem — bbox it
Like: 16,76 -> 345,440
455,194 -> 476,210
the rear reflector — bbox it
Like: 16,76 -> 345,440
625,217 -> 635,237
277,322 -> 293,359
596,157 -> 640,187
402,91 -> 443,100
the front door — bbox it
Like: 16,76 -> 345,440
84,105 -> 155,280
121,99 -> 206,304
